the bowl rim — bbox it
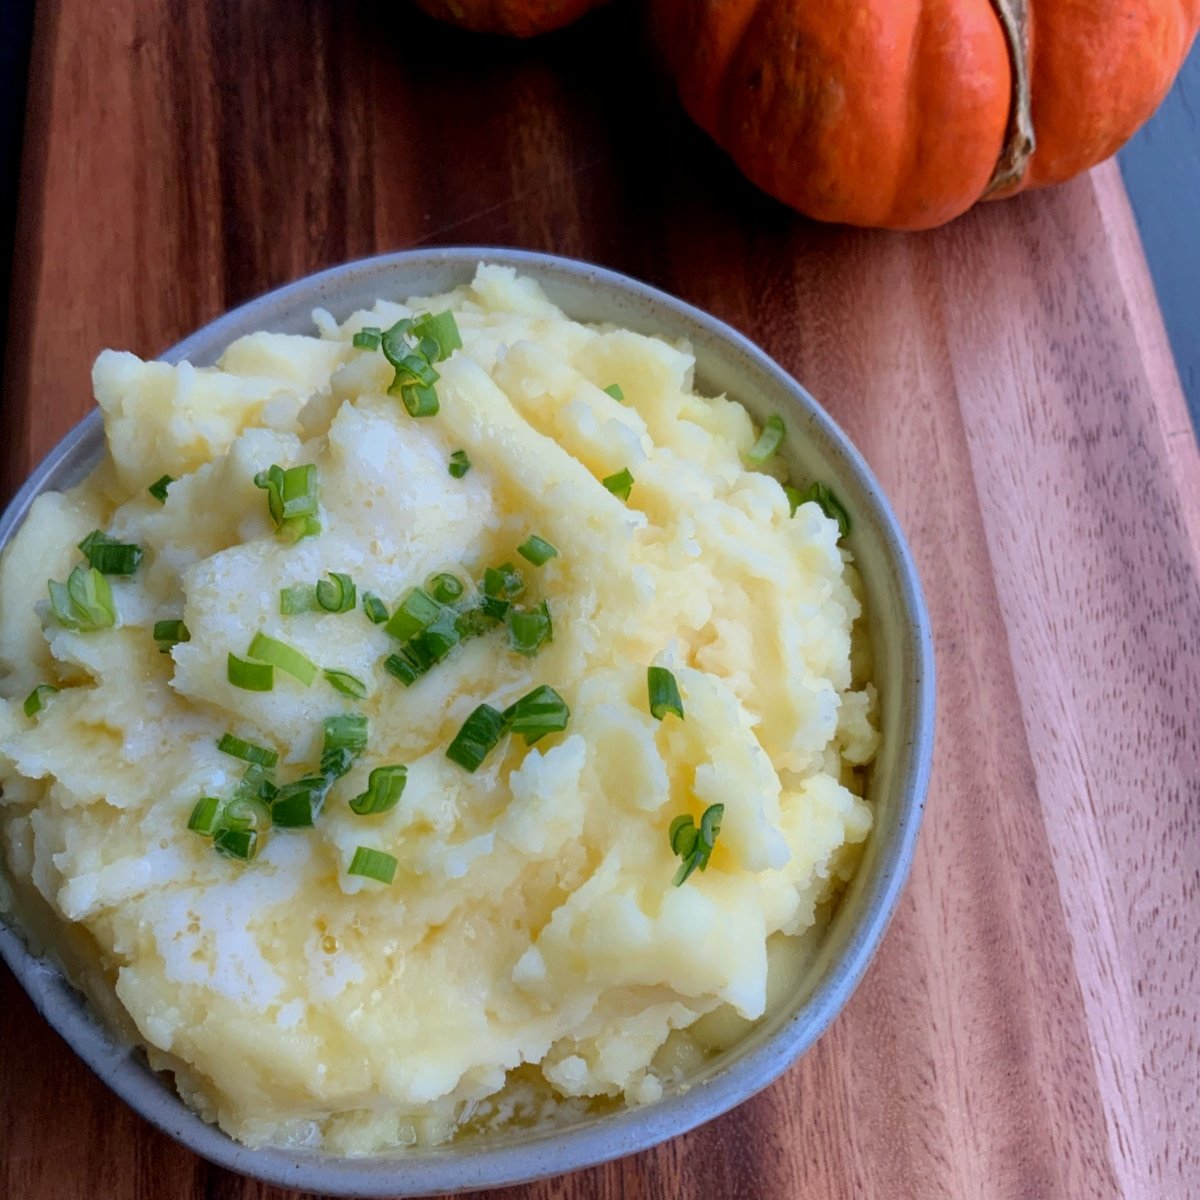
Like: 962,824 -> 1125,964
0,247 -> 935,1196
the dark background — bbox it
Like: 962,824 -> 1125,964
1,1 -> 1197,431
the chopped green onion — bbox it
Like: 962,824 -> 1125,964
504,684 -> 570,746
78,530 -> 143,576
412,311 -> 463,361
214,827 -> 258,861
455,598 -> 505,641
445,704 -> 508,772
234,762 -> 277,807
409,608 -> 460,665
254,463 -> 321,542
602,383 -> 625,401
746,414 -> 785,465
795,481 -> 851,538
280,584 -> 319,615
227,653 -> 274,691
48,566 -> 116,632
316,572 -> 356,613
271,777 -> 330,828
148,474 -> 174,504
23,684 -> 58,719
217,733 -> 279,768
482,562 -> 525,601
427,572 -> 464,604
385,587 -> 442,641
323,668 -> 368,699
647,666 -> 684,721
508,601 -> 552,657
348,845 -> 397,884
246,632 -> 318,686
383,650 -> 422,687
321,713 -> 368,778
669,813 -> 699,858
362,592 -> 389,624
448,449 -> 471,478
187,795 -> 222,836
517,536 -> 558,566
783,485 -> 802,518
379,317 -> 414,360
349,765 -> 408,816
153,619 -> 190,651
323,712 -> 369,754
602,468 -> 634,501
396,381 -> 439,417
352,326 -> 382,350
669,803 -> 724,886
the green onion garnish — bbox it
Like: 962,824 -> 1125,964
352,326 -> 382,350
409,608 -> 460,665
187,795 -> 222,836
504,684 -> 570,746
23,684 -> 58,718
78,530 -> 143,576
783,485 -> 802,518
427,572 -> 464,604
601,468 -> 634,501
383,651 -> 422,687
227,653 -> 274,691
217,733 -> 279,768
246,632 -> 318,686
647,666 -> 684,721
746,414 -> 785,465
602,383 -> 625,401
271,777 -> 330,828
669,803 -> 723,886
320,713 -> 368,779
795,481 -> 851,538
508,601 -> 552,657
316,572 -> 356,613
349,765 -> 408,816
412,311 -> 463,361
148,475 -> 174,504
323,668 -> 368,699
385,587 -> 442,641
348,845 -> 398,884
48,566 -> 116,632
254,463 -> 321,542
362,592 -> 389,624
214,827 -> 258,861
153,619 -> 190,651
445,704 -> 508,772
517,536 -> 558,566
280,584 -> 319,615
235,762 -> 277,806
396,382 -> 439,417
448,449 -> 471,478
483,562 -> 525,602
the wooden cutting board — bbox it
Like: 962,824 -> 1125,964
3,3 -> 1199,1197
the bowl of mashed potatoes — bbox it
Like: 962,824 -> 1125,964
0,250 -> 933,1194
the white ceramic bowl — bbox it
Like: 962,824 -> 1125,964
0,249 -> 934,1196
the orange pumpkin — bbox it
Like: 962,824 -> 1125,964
652,0 -> 1200,229
412,0 -> 609,37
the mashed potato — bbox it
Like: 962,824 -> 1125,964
0,265 -> 877,1151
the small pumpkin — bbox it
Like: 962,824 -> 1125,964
652,0 -> 1200,229
411,0 -> 610,37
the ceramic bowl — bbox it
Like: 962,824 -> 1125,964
0,249 -> 934,1196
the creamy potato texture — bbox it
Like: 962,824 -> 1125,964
0,266 -> 877,1151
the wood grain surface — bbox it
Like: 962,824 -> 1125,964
3,2 -> 1199,1198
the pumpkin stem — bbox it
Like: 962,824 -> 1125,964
985,0 -> 1035,196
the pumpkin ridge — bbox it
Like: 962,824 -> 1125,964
984,0 -> 1035,195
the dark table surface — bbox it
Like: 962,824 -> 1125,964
4,3 -> 1199,431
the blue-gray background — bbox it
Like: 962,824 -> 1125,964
0,3 -> 1196,433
